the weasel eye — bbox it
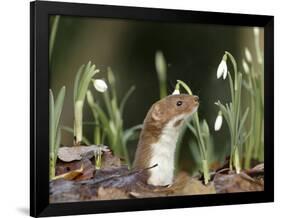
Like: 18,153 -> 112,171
176,101 -> 183,106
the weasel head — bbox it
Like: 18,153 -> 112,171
148,94 -> 199,128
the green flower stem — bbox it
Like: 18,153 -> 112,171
159,81 -> 167,99
176,80 -> 206,157
50,152 -> 55,179
194,114 -> 207,159
86,91 -> 101,145
74,100 -> 83,143
94,124 -> 101,145
176,80 -> 209,184
95,147 -> 102,170
49,87 -> 65,180
225,52 -> 242,173
103,91 -> 115,122
233,147 -> 241,173
253,77 -> 263,161
244,73 -> 256,169
243,56 -> 264,168
202,159 -> 210,184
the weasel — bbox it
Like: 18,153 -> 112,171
133,94 -> 199,186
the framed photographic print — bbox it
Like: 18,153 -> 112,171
30,0 -> 274,217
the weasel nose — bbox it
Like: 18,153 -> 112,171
193,95 -> 199,102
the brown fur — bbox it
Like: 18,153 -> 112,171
133,94 -> 199,179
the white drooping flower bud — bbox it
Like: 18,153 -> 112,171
93,79 -> 108,92
217,54 -> 228,80
172,83 -> 180,95
214,111 -> 223,131
172,89 -> 180,95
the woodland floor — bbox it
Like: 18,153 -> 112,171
50,145 -> 264,203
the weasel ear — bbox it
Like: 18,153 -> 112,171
152,104 -> 162,121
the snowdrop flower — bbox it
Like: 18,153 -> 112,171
242,59 -> 250,74
93,79 -> 108,92
214,111 -> 223,131
172,83 -> 180,95
217,54 -> 228,80
244,47 -> 252,63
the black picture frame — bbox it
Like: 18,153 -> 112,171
30,1 -> 274,217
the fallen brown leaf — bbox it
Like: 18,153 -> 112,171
214,172 -> 263,193
52,164 -> 84,181
58,145 -> 109,162
56,159 -> 95,181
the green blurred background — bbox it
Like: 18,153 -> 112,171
50,15 -> 263,173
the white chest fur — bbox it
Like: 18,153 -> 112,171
147,114 -> 187,186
